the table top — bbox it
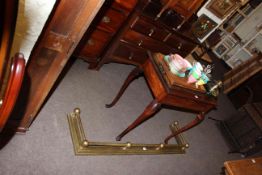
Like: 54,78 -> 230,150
224,157 -> 262,175
151,52 -> 206,93
143,52 -> 216,112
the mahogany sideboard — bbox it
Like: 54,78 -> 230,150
74,0 -> 204,69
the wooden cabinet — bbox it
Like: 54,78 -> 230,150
74,0 -> 137,68
165,33 -> 196,54
74,0 -> 203,69
130,16 -> 170,41
122,30 -> 172,54
113,41 -> 148,65
18,0 -> 105,131
75,29 -> 111,60
96,0 -> 201,69
161,0 -> 204,20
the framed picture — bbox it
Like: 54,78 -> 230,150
213,42 -> 230,58
207,0 -> 238,19
192,14 -> 218,39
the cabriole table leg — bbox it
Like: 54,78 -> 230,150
116,99 -> 161,141
105,66 -> 143,108
164,112 -> 205,144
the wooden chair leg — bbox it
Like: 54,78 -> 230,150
105,67 -> 143,108
164,112 -> 205,144
116,99 -> 161,141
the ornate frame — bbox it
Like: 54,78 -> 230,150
207,0 -> 238,19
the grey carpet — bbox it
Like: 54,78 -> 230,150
0,59 -> 242,175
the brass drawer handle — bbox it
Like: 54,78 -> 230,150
138,40 -> 143,47
173,24 -> 182,31
87,39 -> 94,46
148,28 -> 155,36
102,16 -> 111,23
178,43 -> 182,50
128,52 -> 134,60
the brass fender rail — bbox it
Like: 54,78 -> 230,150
67,108 -> 189,155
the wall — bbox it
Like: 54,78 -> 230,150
11,0 -> 56,62
197,0 -> 237,42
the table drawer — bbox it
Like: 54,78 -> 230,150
165,94 -> 213,112
122,30 -> 172,55
97,8 -> 125,33
130,16 -> 170,41
75,29 -> 111,59
165,33 -> 196,56
112,41 -> 148,65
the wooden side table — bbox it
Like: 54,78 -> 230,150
224,157 -> 262,175
106,52 -> 217,142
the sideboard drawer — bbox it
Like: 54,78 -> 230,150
165,33 -> 196,56
76,29 -> 111,58
130,16 -> 170,41
112,41 -> 147,65
139,0 -> 162,18
112,0 -> 138,12
122,30 -> 172,54
97,8 -> 125,33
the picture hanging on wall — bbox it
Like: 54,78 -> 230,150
192,14 -> 218,39
207,0 -> 238,19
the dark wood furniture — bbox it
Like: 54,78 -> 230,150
224,157 -> 262,175
0,0 -> 18,86
0,54 -> 25,132
18,0 -> 105,131
96,0 -> 202,69
218,102 -> 262,157
18,0 -> 205,131
74,0 -> 204,70
0,0 -> 26,132
223,53 -> 262,94
106,52 -> 216,142
74,0 -> 137,69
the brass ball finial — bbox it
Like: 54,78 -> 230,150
82,140 -> 89,146
74,108 -> 81,114
126,142 -> 131,147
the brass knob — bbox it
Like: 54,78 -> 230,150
102,16 -> 111,23
74,108 -> 81,114
138,40 -> 143,47
87,39 -> 94,46
82,140 -> 89,146
178,43 -> 182,50
128,52 -> 134,60
148,28 -> 155,36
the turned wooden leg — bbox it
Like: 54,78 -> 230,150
164,112 -> 205,144
105,67 -> 143,108
116,99 -> 161,141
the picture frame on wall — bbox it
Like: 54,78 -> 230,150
213,42 -> 230,58
192,14 -> 218,39
207,0 -> 238,19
